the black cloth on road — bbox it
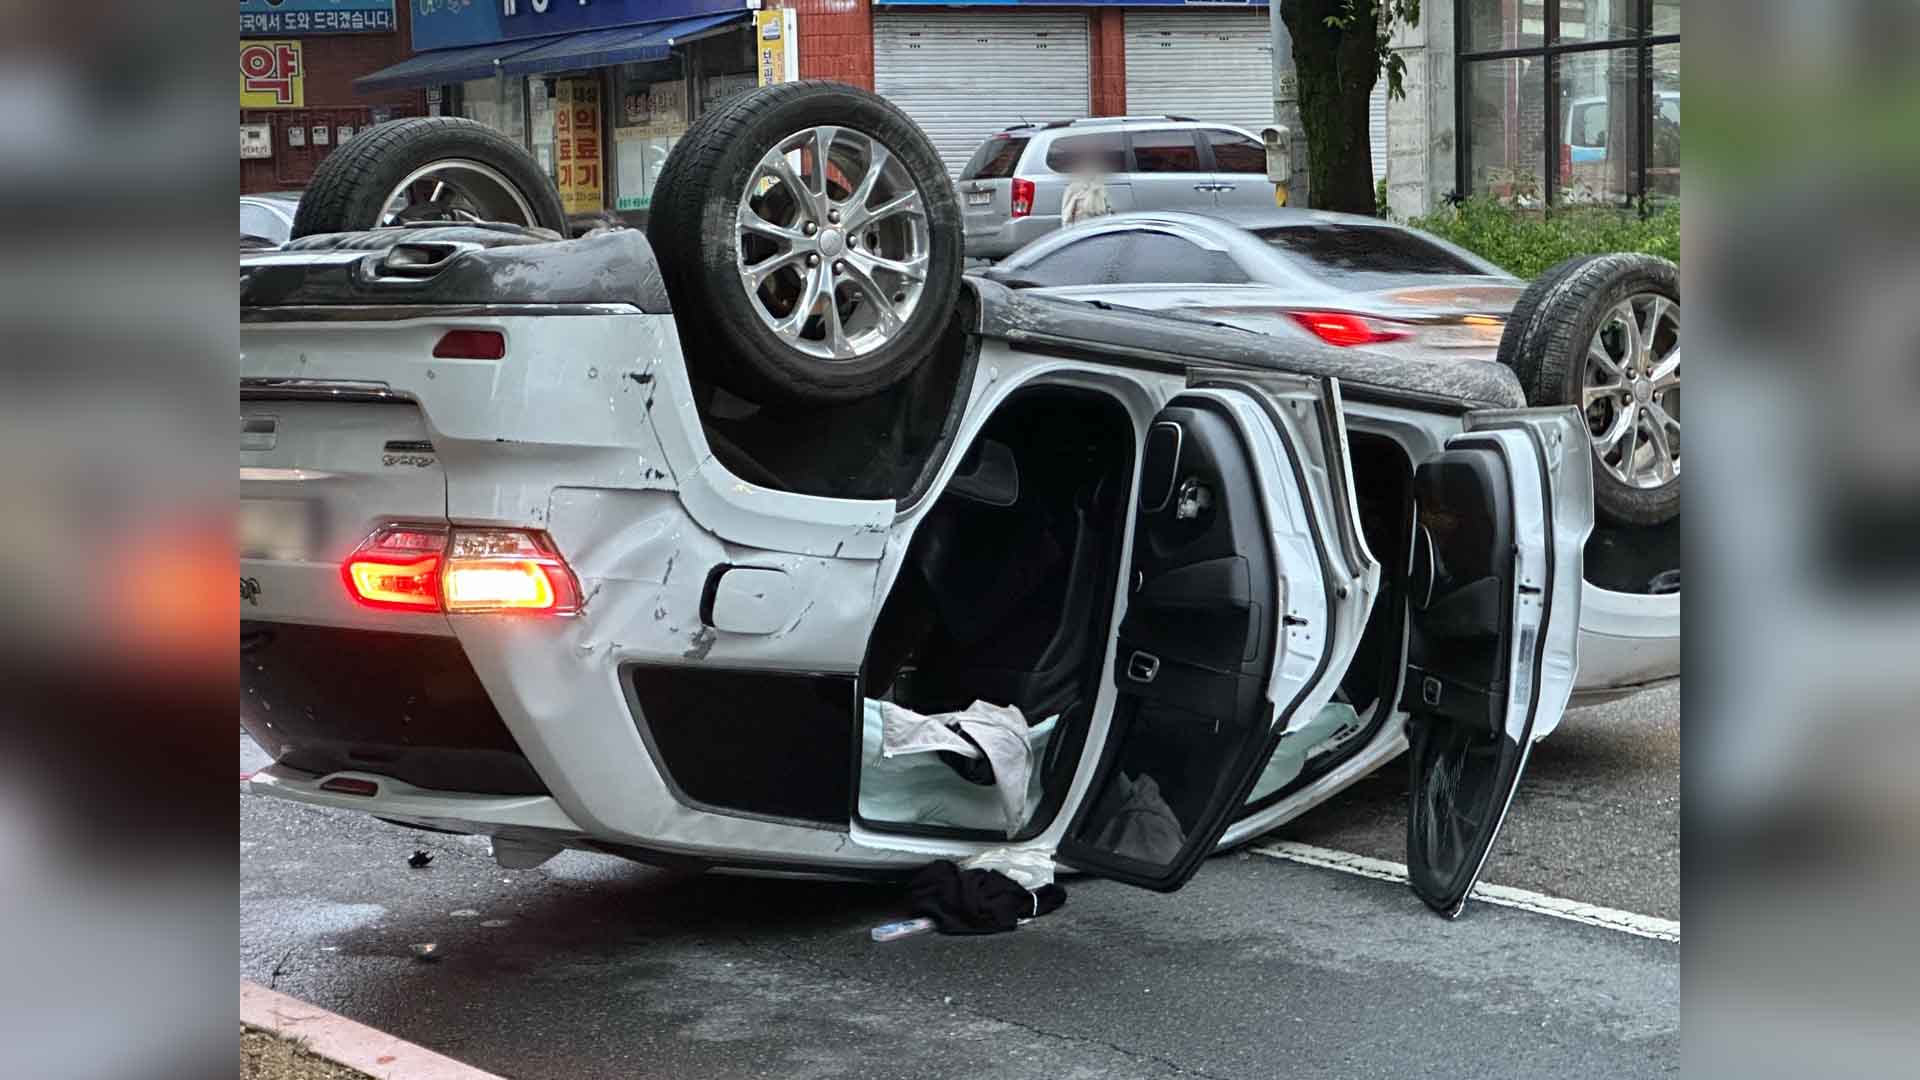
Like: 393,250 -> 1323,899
908,860 -> 1066,935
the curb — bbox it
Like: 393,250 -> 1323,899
241,981 -> 505,1080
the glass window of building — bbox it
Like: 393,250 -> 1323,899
458,77 -> 526,145
614,59 -> 689,213
1458,0 -> 1681,208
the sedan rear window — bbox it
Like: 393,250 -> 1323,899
1256,225 -> 1490,280
962,135 -> 1030,180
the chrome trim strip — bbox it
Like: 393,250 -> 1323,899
242,302 -> 643,323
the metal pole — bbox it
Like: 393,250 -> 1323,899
1270,1 -> 1308,208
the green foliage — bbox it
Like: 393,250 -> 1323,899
1376,177 -> 1390,218
1406,197 -> 1681,280
1314,0 -> 1421,100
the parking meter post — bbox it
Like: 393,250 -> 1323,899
1269,2 -> 1308,209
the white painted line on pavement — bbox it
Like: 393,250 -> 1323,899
1249,840 -> 1681,943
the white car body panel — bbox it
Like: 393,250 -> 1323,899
239,266 -> 1587,884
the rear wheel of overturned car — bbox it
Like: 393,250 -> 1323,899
1499,253 -> 1680,527
648,81 -> 964,405
290,117 -> 570,240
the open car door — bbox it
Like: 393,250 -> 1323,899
1058,377 -> 1376,891
1403,409 -> 1593,917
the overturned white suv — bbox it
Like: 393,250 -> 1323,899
241,83 -> 1611,917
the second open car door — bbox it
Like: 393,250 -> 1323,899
1402,409 -> 1592,916
1056,375 -> 1378,891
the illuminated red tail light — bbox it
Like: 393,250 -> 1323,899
342,526 -> 580,615
433,329 -> 506,360
442,529 -> 581,614
1010,177 -> 1035,219
1287,311 -> 1411,348
342,525 -> 446,611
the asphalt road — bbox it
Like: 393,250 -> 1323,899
239,684 -> 1679,1079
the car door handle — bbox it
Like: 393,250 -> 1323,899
1193,183 -> 1216,192
1214,185 -> 1236,192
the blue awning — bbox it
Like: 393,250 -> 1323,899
496,12 -> 748,77
354,37 -> 566,94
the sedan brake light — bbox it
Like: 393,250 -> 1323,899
1010,178 -> 1035,219
342,526 -> 579,615
1287,311 -> 1412,348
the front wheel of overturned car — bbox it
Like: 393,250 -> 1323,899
290,117 -> 570,239
648,81 -> 964,405
1499,253 -> 1681,527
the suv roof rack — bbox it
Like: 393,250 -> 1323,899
1066,115 -> 1198,126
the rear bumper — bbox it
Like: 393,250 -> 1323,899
241,621 -> 548,796
965,215 -> 1060,259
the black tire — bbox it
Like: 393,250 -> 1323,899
290,117 -> 568,239
1501,253 -> 1681,527
648,81 -> 964,405
1494,255 -> 1600,373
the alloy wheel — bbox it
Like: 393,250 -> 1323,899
734,125 -> 932,361
1583,293 -> 1680,489
379,159 -> 539,228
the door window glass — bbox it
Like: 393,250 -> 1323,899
1046,132 -> 1127,174
1112,233 -> 1250,285
1204,130 -> 1267,174
1015,233 -> 1133,287
1130,129 -> 1203,173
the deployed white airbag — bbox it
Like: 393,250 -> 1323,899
861,699 -> 1058,837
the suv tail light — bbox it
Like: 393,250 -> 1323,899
343,526 -> 580,614
1010,178 -> 1035,219
1287,311 -> 1412,348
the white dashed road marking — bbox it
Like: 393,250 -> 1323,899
1251,840 -> 1681,943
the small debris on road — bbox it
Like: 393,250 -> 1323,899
409,943 -> 441,962
450,909 -> 479,918
406,850 -> 433,869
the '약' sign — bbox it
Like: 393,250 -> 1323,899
239,41 -> 304,109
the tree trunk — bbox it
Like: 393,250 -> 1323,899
1281,0 -> 1382,215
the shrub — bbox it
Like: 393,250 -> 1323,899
1406,197 -> 1680,280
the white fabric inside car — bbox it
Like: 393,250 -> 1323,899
1246,701 -> 1361,805
861,699 -> 1059,836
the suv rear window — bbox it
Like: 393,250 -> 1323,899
1046,132 -> 1127,174
962,135 -> 1030,180
1256,225 -> 1488,280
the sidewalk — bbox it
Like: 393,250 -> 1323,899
241,981 -> 505,1080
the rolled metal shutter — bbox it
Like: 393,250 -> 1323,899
1370,80 -> 1389,183
1124,11 -> 1273,134
874,11 -> 1091,178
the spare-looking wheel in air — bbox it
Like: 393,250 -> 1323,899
1498,253 -> 1680,527
290,117 -> 570,240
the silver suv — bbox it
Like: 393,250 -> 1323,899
958,116 -> 1276,259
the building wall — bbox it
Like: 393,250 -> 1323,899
1386,1 -> 1456,220
782,0 -> 876,90
1088,10 -> 1127,116
241,4 -> 426,194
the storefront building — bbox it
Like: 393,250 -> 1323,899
356,0 -> 782,225
1385,0 -> 1681,217
240,1 -> 427,194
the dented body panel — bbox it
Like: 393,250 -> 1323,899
239,229 -> 1590,891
